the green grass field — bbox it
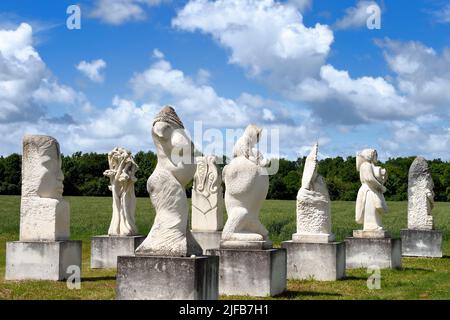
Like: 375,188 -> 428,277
0,195 -> 449,300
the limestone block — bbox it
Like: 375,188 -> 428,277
282,241 -> 345,281
116,255 -> 219,300
345,237 -> 401,269
191,231 -> 222,254
90,235 -> 145,268
5,240 -> 82,281
207,248 -> 287,297
191,156 -> 224,231
400,229 -> 442,258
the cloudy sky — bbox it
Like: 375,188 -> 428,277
1,0 -> 450,160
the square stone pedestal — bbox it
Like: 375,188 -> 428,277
90,235 -> 145,268
281,241 -> 345,281
5,240 -> 82,281
400,229 -> 443,258
116,255 -> 219,300
206,248 -> 287,297
345,237 -> 401,269
191,231 -> 222,254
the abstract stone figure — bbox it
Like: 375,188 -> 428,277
221,124 -> 271,249
355,148 -> 388,236
104,147 -> 139,236
293,143 -> 334,243
191,156 -> 224,231
408,157 -> 434,230
20,135 -> 70,241
135,106 -> 202,256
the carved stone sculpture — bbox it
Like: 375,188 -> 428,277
135,106 -> 202,256
293,143 -> 334,243
19,135 -> 70,241
191,155 -> 224,231
408,157 -> 434,230
221,124 -> 271,249
355,148 -> 388,237
103,147 -> 139,236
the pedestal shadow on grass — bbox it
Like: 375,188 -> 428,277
81,276 -> 116,282
274,290 -> 342,299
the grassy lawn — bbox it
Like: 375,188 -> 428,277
0,195 -> 449,300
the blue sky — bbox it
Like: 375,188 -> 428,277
1,0 -> 450,161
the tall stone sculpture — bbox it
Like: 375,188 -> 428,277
282,143 -> 344,281
91,147 -> 144,269
345,148 -> 401,269
354,148 -> 388,237
293,143 -> 334,243
20,135 -> 70,241
104,147 -> 139,236
207,124 -> 286,297
191,155 -> 224,253
407,157 -> 434,230
117,106 -> 218,300
221,125 -> 271,248
6,135 -> 81,281
401,157 -> 442,257
191,155 -> 224,231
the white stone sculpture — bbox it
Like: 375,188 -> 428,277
103,147 -> 139,236
355,148 -> 388,237
135,106 -> 202,256
293,143 -> 334,243
221,124 -> 271,249
191,156 -> 224,231
20,135 -> 70,241
408,157 -> 434,230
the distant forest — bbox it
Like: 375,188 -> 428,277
1,151 -> 450,201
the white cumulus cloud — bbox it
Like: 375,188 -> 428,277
90,0 -> 164,25
334,1 -> 380,30
76,59 -> 107,83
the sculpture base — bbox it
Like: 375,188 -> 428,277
219,240 -> 272,250
90,235 -> 145,268
5,240 -> 82,281
345,237 -> 401,269
281,241 -> 345,281
116,255 -> 219,300
191,230 -> 222,254
353,229 -> 389,238
206,248 -> 286,297
400,229 -> 443,258
292,233 -> 335,243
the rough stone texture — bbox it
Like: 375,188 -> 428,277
345,237 -> 401,269
91,235 -> 145,268
295,143 -> 334,243
20,135 -> 70,241
5,240 -> 82,280
104,147 -> 139,236
408,157 -> 435,230
207,248 -> 287,297
401,229 -> 442,258
281,241 -> 345,281
136,106 -> 202,256
192,231 -> 222,254
220,240 -> 272,250
355,149 -> 388,233
191,156 -> 224,231
116,255 -> 219,300
221,125 -> 272,248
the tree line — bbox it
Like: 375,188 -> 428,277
1,151 -> 450,201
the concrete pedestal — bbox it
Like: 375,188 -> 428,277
116,255 -> 219,300
91,235 -> 145,268
207,248 -> 287,297
5,240 -> 82,281
345,237 -> 401,269
281,241 -> 345,281
400,229 -> 443,258
191,231 -> 222,254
